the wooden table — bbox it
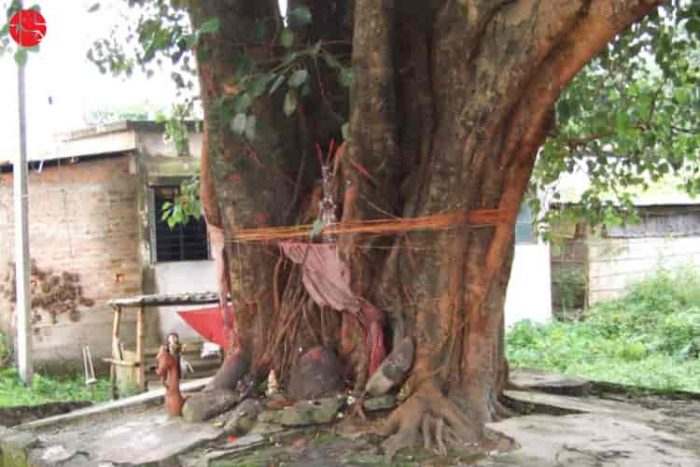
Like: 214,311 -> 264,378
107,292 -> 219,398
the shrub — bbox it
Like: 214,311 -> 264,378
0,332 -> 11,365
507,267 -> 700,392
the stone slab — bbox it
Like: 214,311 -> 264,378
509,368 -> 592,396
504,390 -> 659,420
91,412 -> 222,465
182,389 -> 240,423
363,395 -> 396,412
259,398 -> 345,427
479,412 -> 699,467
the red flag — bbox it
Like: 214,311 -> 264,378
178,307 -> 229,348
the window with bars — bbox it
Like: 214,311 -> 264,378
152,185 -> 209,262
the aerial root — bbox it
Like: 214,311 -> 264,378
380,385 -> 479,459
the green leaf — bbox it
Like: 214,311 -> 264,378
687,18 -> 700,35
338,68 -> 354,87
301,82 -> 312,97
249,75 -> 271,97
233,92 -> 253,113
322,51 -> 342,69
287,69 -> 308,88
269,74 -> 286,95
245,115 -> 257,140
281,52 -> 298,67
14,49 -> 27,66
233,54 -> 255,78
231,113 -> 247,135
280,28 -> 294,48
615,112 -> 630,133
284,89 -> 298,117
288,5 -> 313,26
196,47 -> 212,63
182,34 -> 197,49
199,17 -> 221,35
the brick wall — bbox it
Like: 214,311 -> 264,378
0,154 -> 141,371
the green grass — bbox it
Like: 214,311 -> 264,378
0,366 -> 111,407
507,267 -> 700,393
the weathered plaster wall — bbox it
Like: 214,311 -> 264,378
505,242 -> 553,328
153,260 -> 217,343
588,236 -> 700,304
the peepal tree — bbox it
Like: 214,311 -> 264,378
3,0 -> 696,454
182,0 -> 672,451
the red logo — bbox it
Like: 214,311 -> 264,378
9,9 -> 47,47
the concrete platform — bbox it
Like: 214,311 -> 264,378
480,389 -> 700,466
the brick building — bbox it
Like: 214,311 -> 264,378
0,121 -> 215,371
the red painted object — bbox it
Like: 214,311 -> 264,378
9,9 -> 47,47
178,307 -> 229,348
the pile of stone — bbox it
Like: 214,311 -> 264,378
178,338 -> 415,441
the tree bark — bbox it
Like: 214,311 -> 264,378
187,0 -> 662,453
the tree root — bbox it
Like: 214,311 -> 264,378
489,396 -> 514,421
348,394 -> 368,422
380,385 -> 480,459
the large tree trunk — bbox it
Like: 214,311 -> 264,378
187,0 -> 660,453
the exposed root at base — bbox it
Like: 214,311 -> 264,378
490,397 -> 514,421
380,385 -> 480,459
349,395 -> 368,422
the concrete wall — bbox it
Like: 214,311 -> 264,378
505,242 -> 553,328
153,260 -> 217,343
138,130 -> 203,159
0,155 -> 141,369
588,236 -> 700,304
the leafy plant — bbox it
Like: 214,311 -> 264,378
156,103 -> 192,156
0,332 -> 11,366
552,267 -> 586,317
160,175 -> 202,229
508,267 -> 700,393
533,1 -> 700,232
0,365 -> 111,407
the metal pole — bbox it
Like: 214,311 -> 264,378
15,51 -> 33,385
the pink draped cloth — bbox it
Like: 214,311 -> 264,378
280,242 -> 386,374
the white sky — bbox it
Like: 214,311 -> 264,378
0,1 -> 186,159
